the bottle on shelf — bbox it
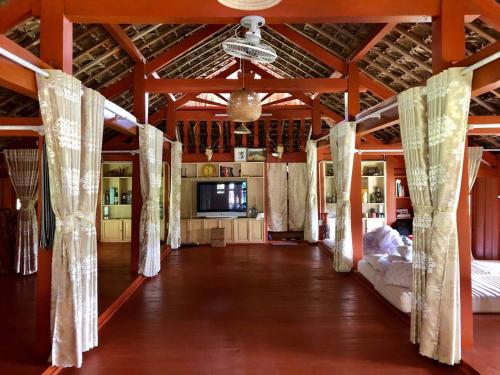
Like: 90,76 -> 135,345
103,206 -> 109,220
121,191 -> 127,204
104,189 -> 110,205
114,189 -> 119,205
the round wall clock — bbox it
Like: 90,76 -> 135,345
201,164 -> 217,177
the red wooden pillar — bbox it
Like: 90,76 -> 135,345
432,0 -> 465,74
432,0 -> 472,348
131,64 -> 148,273
312,97 -> 321,139
166,103 -> 176,140
347,62 -> 363,269
40,0 -> 73,73
36,0 -> 73,357
457,143 -> 473,348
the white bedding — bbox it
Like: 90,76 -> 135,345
374,277 -> 412,313
357,258 -> 500,314
358,259 -> 378,285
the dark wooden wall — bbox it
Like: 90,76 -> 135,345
472,172 -> 500,260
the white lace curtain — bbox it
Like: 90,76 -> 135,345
266,163 -> 288,232
398,67 -> 473,365
287,163 -> 307,231
468,146 -> 483,192
167,141 -> 182,249
138,124 -> 163,277
4,149 -> 39,275
329,122 -> 356,272
37,70 -> 104,368
304,140 -> 318,243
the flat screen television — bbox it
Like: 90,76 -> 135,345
197,181 -> 247,217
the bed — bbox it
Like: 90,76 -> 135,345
357,257 -> 500,314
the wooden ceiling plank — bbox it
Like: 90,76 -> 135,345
349,23 -> 396,62
268,24 -> 347,75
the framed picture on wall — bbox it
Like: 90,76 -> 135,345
247,148 -> 267,162
234,147 -> 247,162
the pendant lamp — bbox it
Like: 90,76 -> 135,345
227,88 -> 262,123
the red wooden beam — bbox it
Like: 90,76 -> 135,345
0,117 -> 42,125
348,23 -> 396,62
312,97 -> 322,138
63,0 -> 482,24
145,77 -> 348,94
0,0 -> 36,33
262,95 -> 297,107
103,24 -> 146,64
471,0 -> 500,32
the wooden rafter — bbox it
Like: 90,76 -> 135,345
103,24 -> 146,64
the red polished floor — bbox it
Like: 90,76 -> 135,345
0,243 -> 133,375
64,244 -> 469,374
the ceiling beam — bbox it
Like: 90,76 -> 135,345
63,0 -> 482,24
348,23 -> 396,62
103,24 -> 146,64
145,78 -> 348,94
471,0 -> 500,32
0,0 -> 36,33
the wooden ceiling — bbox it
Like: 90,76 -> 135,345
0,8 -> 498,149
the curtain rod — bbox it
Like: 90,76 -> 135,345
0,47 -> 175,145
0,125 -> 44,134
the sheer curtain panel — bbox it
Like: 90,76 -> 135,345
168,141 -> 182,249
304,141 -> 318,242
287,163 -> 307,231
329,122 -> 356,272
468,147 -> 483,192
4,149 -> 39,275
78,87 -> 104,350
37,70 -> 104,367
266,163 -> 288,232
398,67 -> 472,365
138,124 -> 163,277
398,86 -> 433,348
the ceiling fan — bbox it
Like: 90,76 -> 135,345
222,16 -> 277,64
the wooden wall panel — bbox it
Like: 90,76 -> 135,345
472,175 -> 499,260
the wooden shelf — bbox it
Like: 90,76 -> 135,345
103,176 -> 132,179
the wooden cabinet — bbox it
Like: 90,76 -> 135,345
123,219 -> 132,241
249,219 -> 264,242
102,220 -> 123,242
204,219 -> 220,242
180,218 -> 264,244
234,219 -> 249,242
220,219 -> 234,243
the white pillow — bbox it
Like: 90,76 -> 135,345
397,245 -> 412,261
384,261 -> 413,289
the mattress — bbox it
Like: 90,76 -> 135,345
358,259 -> 378,285
472,260 -> 500,275
374,276 -> 412,314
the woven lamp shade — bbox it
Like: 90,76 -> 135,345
217,0 -> 281,10
227,89 -> 262,122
